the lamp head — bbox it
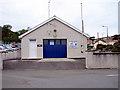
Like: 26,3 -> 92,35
102,25 -> 105,27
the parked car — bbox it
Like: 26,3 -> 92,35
0,45 -> 8,52
2,45 -> 13,51
17,43 -> 21,49
5,45 -> 13,51
12,44 -> 18,48
5,45 -> 18,51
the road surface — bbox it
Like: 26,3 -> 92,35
2,69 -> 118,88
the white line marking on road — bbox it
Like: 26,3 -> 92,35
105,75 -> 118,77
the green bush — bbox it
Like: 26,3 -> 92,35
96,44 -> 106,51
106,45 -> 113,51
87,45 -> 94,50
112,46 -> 120,52
112,42 -> 120,52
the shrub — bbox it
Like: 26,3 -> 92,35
112,42 -> 120,52
87,45 -> 94,50
112,47 -> 120,52
96,44 -> 106,51
106,45 -> 113,51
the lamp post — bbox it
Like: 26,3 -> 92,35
102,25 -> 108,44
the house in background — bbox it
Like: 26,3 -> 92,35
108,39 -> 118,45
87,40 -> 92,45
19,16 -> 88,60
87,39 -> 94,49
94,39 -> 107,49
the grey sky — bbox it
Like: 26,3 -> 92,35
0,0 -> 119,38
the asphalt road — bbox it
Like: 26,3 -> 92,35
2,69 -> 118,88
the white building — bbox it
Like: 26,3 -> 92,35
19,16 -> 88,60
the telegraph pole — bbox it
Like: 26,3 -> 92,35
81,3 -> 84,53
48,0 -> 51,18
81,3 -> 84,33
97,32 -> 99,44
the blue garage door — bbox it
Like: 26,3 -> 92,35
43,39 -> 67,58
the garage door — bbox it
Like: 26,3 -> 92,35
43,39 -> 67,58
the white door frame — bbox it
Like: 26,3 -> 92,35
29,39 -> 37,59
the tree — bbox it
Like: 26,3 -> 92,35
112,34 -> 120,40
2,25 -> 13,43
96,44 -> 106,51
2,24 -> 29,43
112,42 -> 120,52
2,25 -> 12,30
2,25 -> 20,43
106,45 -> 113,51
18,29 -> 28,36
89,36 -> 95,41
2,25 -> 12,37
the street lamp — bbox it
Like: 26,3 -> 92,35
102,25 -> 108,43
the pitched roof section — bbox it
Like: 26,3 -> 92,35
87,40 -> 93,43
19,16 -> 89,39
108,39 -> 118,42
95,39 -> 106,43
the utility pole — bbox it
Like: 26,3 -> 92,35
81,3 -> 84,33
102,25 -> 108,44
81,3 -> 84,53
48,0 -> 51,18
97,32 -> 99,44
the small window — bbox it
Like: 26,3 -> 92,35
44,40 -> 48,45
50,40 -> 54,45
62,40 -> 67,45
56,40 -> 60,45
29,39 -> 36,42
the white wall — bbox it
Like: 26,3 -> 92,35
0,50 -> 21,70
1,50 -> 119,69
86,52 -> 118,68
0,54 -> 2,70
1,51 -> 21,60
21,19 -> 87,59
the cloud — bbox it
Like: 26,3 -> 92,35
0,0 -> 49,30
0,0 -> 118,38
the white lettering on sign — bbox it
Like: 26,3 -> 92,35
69,41 -> 78,48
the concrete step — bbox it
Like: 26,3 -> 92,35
3,59 -> 86,70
